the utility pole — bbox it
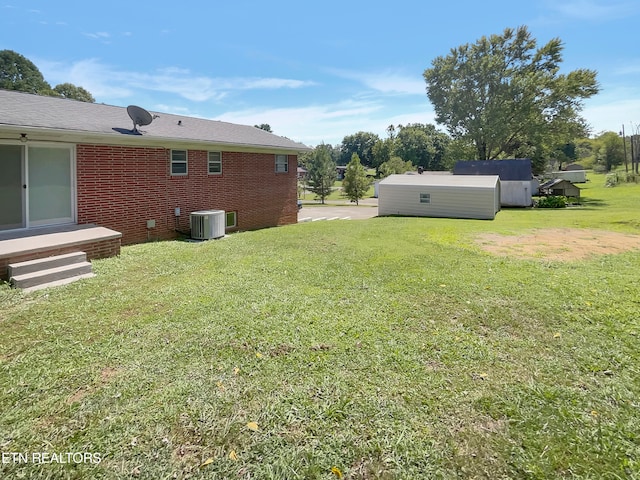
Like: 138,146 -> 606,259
621,125 -> 628,173
631,123 -> 637,175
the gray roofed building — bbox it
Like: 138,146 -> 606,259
539,178 -> 581,197
452,158 -> 535,207
0,88 -> 307,264
453,159 -> 532,181
0,89 -> 309,152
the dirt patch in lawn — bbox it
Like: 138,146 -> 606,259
66,367 -> 121,405
476,228 -> 640,261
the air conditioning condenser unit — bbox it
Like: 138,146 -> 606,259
190,210 -> 225,240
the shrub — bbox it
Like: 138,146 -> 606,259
536,195 -> 567,208
605,173 -> 619,187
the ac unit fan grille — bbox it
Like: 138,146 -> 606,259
190,210 -> 225,240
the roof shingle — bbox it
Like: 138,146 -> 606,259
0,89 -> 309,152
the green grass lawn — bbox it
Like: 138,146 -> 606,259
1,174 -> 640,479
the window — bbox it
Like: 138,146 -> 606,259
226,211 -> 237,228
171,150 -> 188,175
420,193 -> 431,204
275,154 -> 288,173
208,151 -> 222,175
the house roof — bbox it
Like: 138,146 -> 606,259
0,89 -> 310,152
453,159 -> 532,181
380,174 -> 499,188
564,163 -> 585,171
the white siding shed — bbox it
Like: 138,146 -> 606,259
378,174 -> 501,220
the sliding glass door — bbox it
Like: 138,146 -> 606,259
0,144 -> 74,230
28,146 -> 74,226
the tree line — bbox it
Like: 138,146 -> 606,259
0,49 -> 95,102
300,25 -> 632,204
301,125 -> 630,205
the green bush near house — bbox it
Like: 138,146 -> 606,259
535,195 -> 568,208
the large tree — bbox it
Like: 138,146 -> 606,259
394,123 -> 450,170
423,26 -> 599,162
593,131 -> 625,172
379,156 -> 414,178
0,49 -> 52,94
52,82 -> 95,102
372,123 -> 450,172
339,131 -> 379,167
0,50 -> 96,102
305,144 -> 336,204
372,137 -> 394,171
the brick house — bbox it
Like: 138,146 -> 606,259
0,89 -> 309,282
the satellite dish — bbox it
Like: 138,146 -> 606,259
127,105 -> 153,133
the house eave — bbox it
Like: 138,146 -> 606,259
0,125 -> 310,154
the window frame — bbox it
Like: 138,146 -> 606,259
208,151 -> 222,175
225,211 -> 237,229
419,193 -> 431,204
275,154 -> 288,173
170,149 -> 188,176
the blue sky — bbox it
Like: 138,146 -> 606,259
1,0 -> 639,146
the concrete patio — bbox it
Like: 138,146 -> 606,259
0,224 -> 122,281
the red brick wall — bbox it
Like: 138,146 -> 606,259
76,145 -> 298,244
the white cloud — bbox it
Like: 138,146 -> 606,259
214,100 -> 383,145
153,104 -> 198,116
213,100 -> 437,146
328,68 -> 425,95
614,62 -> 640,76
360,72 -> 426,95
83,31 -> 110,39
36,58 -> 316,103
238,78 -> 316,90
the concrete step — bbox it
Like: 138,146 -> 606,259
9,253 -> 93,291
20,272 -> 96,293
8,252 -> 87,277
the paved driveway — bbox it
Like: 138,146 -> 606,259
297,199 -> 378,221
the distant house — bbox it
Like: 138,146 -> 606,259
539,179 -> 580,198
565,163 -> 585,171
551,170 -> 587,183
378,174 -> 501,220
453,159 -> 535,207
0,89 -> 310,279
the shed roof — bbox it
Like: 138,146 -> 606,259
453,159 -> 532,181
380,174 -> 499,188
539,178 -> 578,189
0,89 -> 309,152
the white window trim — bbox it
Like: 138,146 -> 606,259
208,151 -> 222,175
275,154 -> 288,173
171,149 -> 188,176
420,193 -> 431,204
